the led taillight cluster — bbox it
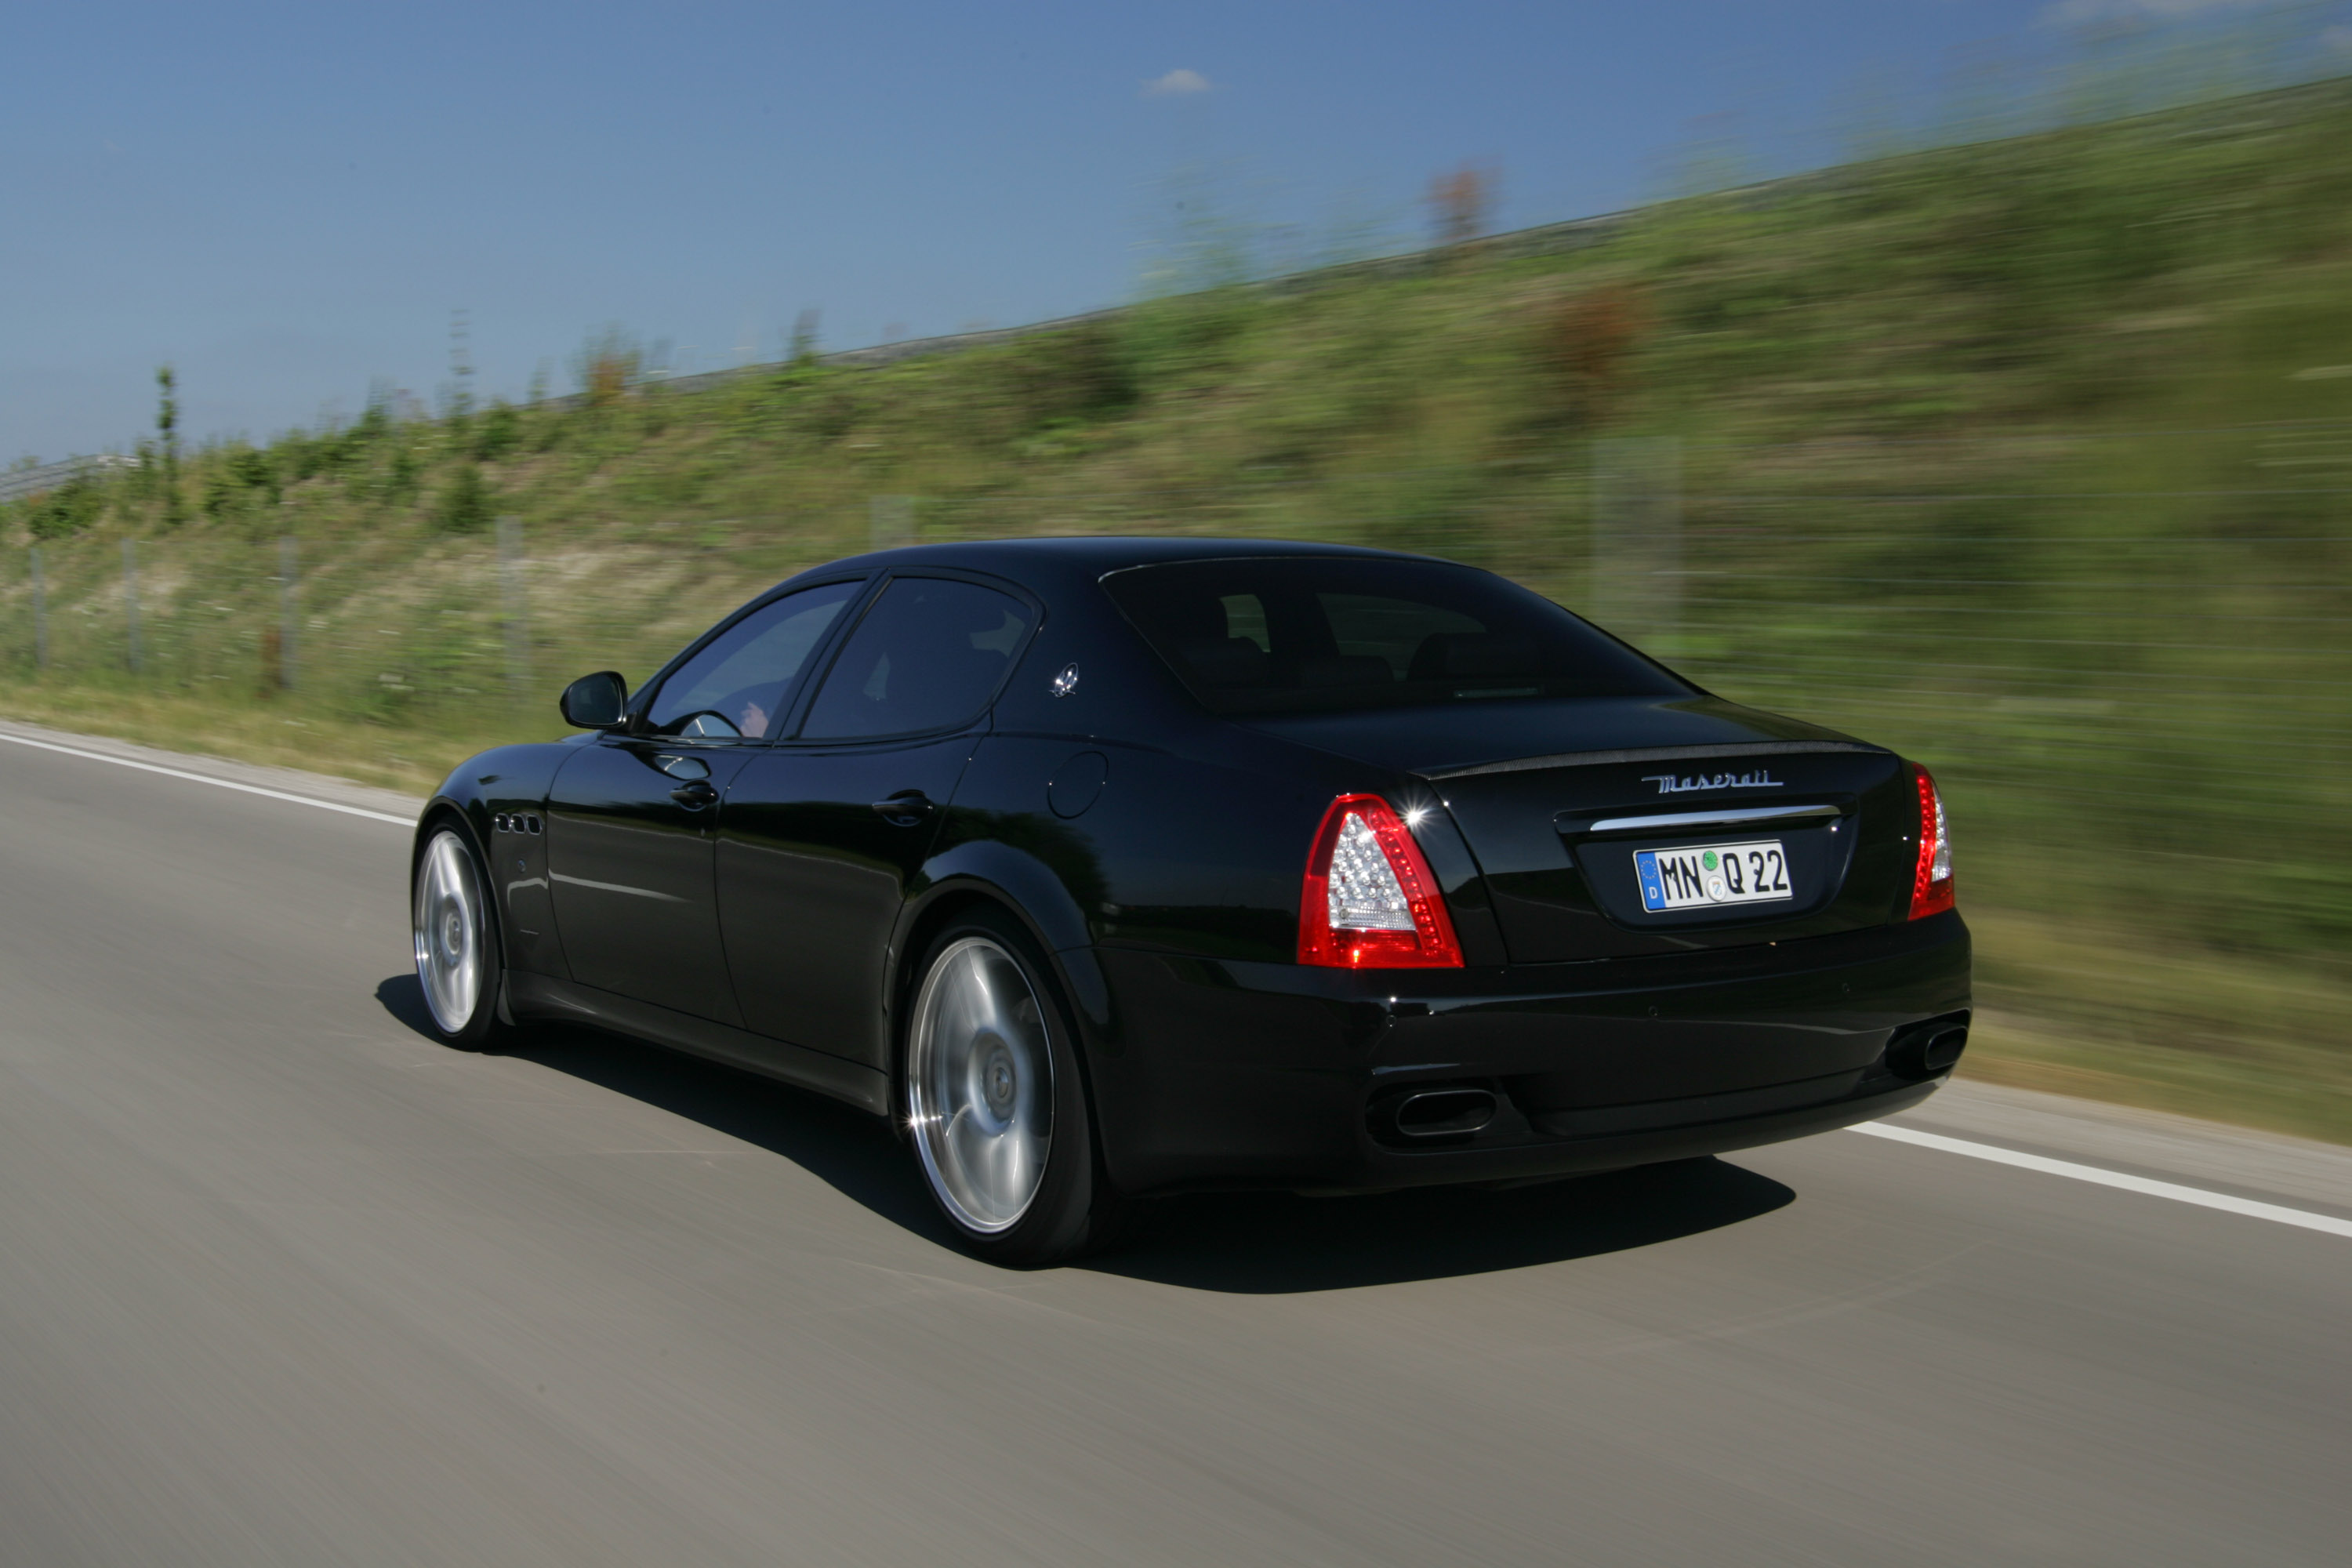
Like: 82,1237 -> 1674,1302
1298,793 -> 1464,968
1907,764 -> 1956,920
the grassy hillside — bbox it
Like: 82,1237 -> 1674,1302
7,78 -> 2352,1138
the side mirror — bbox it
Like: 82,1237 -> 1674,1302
558,670 -> 629,728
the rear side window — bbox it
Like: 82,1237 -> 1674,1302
801,576 -> 1033,739
1101,557 -> 1690,715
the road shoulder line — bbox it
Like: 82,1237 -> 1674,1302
1896,1077 -> 2352,1212
0,729 -> 415,827
1851,1120 -> 2352,1239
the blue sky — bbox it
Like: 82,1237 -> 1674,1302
5,0 -> 2343,464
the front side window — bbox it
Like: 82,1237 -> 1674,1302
800,576 -> 1033,739
646,579 -> 863,739
1102,557 -> 1691,715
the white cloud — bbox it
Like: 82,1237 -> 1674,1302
1143,68 -> 1211,97
2038,0 -> 2263,24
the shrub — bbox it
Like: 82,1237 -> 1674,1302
435,463 -> 495,533
1001,321 -> 1136,429
203,446 -> 278,517
1118,287 -> 1262,390
385,441 -> 423,503
471,402 -> 521,461
1534,283 -> 1653,424
24,477 -> 105,539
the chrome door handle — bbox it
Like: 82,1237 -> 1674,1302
670,780 -> 720,809
871,791 -> 935,826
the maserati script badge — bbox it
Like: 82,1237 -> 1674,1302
1641,769 -> 1784,795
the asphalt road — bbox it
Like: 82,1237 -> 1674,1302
2,721 -> 2347,1566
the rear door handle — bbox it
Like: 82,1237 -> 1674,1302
871,791 -> 935,826
670,780 -> 720,809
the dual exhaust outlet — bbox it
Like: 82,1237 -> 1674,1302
1374,1012 -> 1969,1145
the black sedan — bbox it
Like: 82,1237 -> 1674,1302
412,539 -> 1969,1264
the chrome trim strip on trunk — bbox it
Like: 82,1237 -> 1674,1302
1423,739 -> 1882,782
1574,802 -> 1844,836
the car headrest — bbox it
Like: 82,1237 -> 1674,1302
1180,636 -> 1270,687
1407,632 -> 1530,681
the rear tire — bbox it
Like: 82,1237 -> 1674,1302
412,823 -> 514,1051
902,907 -> 1126,1266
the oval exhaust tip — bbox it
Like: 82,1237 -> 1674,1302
1921,1027 -> 1968,1073
1392,1087 -> 1497,1138
1886,1016 -> 1970,1079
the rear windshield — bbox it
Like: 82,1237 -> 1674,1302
1101,557 -> 1691,715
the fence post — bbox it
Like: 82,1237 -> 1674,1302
278,536 -> 299,690
869,494 -> 915,550
1589,437 -> 1682,650
497,516 -> 529,701
122,538 -> 143,674
29,547 -> 45,670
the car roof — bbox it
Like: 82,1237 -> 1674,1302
794,534 -> 1451,586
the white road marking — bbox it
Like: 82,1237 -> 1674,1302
1853,1121 -> 2352,1239
0,730 -> 413,826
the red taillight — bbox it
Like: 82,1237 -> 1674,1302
1298,794 -> 1465,968
1907,764 -> 1955,920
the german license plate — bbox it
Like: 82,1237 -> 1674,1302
1635,840 -> 1793,912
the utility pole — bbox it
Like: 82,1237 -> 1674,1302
870,495 -> 915,550
278,536 -> 299,689
1590,437 -> 1683,650
122,539 -> 143,673
497,516 -> 529,702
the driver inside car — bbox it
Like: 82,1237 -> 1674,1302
645,582 -> 862,739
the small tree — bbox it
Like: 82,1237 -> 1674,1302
575,325 -> 641,408
435,462 -> 494,533
156,365 -> 187,524
1428,164 -> 1496,248
445,308 -> 476,429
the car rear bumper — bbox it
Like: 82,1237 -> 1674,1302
1079,911 -> 1970,1196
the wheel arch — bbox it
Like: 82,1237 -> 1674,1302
887,851 -> 1116,1116
411,798 -> 514,1017
412,798 -> 495,910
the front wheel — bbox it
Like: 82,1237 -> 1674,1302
903,909 -> 1125,1265
412,824 -> 512,1051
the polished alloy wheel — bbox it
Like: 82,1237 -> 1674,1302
414,829 -> 488,1035
907,935 -> 1055,1233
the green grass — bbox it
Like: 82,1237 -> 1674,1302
7,76 -> 2352,1139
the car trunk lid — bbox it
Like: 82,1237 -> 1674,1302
1240,696 -> 1916,962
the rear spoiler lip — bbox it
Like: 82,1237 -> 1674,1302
1421,739 -> 1887,782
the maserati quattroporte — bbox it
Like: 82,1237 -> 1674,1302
412,539 -> 1969,1263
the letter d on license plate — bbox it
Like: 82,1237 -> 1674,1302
1635,840 -> 1794,912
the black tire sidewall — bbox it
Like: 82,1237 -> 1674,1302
905,907 -> 1112,1266
412,822 -> 507,1052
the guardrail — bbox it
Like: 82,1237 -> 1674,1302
0,454 -> 140,506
